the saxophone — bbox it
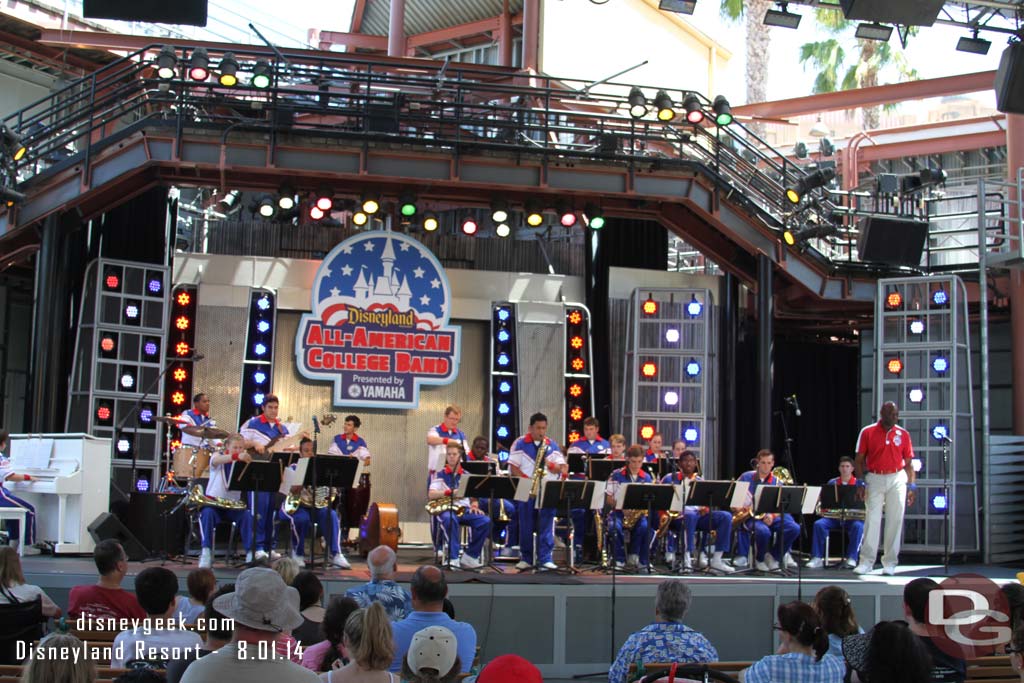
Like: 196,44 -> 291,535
424,496 -> 466,517
594,509 -> 606,565
528,439 -> 549,499
186,483 -> 248,510
732,466 -> 795,526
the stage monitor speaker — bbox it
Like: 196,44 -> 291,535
838,0 -> 944,26
87,512 -> 149,561
116,493 -> 190,558
857,215 -> 929,267
83,0 -> 207,26
995,42 -> 1024,115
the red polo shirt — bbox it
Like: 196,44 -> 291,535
856,421 -> 914,474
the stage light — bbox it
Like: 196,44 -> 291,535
104,268 -> 122,291
461,217 -> 479,236
783,228 -> 797,246
665,328 -> 680,343
352,210 -> 368,226
257,295 -> 271,311
254,393 -> 265,405
257,194 -> 276,218
498,380 -> 512,393
171,391 -> 186,406
398,193 -> 418,217
664,391 -> 679,406
497,308 -> 511,322
642,297 -> 659,316
188,47 -> 209,81
175,341 -> 190,356
887,358 -> 903,375
687,295 -> 703,317
116,438 -> 131,454
124,302 -> 140,323
681,94 -> 704,125
497,329 -> 510,343
654,90 -> 675,121
422,213 -> 439,232
491,200 -> 509,223
686,359 -> 701,377
497,352 -> 511,367
659,0 -> 696,13
156,45 -> 177,79
568,310 -> 583,325
496,425 -> 510,439
254,370 -> 267,384
362,197 -> 380,214
912,458 -> 922,473
173,367 -> 188,382
957,34 -> 991,55
640,424 -> 655,440
932,356 -> 949,374
495,223 -> 511,238
571,357 -> 585,371
931,494 -> 948,511
568,383 -> 583,398
100,334 -> 117,355
254,342 -> 267,356
498,402 -> 511,415
794,141 -> 808,159
570,336 -> 584,349
855,22 -> 893,42
315,188 -> 334,212
886,291 -> 903,309
96,403 -> 113,423
641,362 -> 657,378
627,87 -> 647,119
764,3 -> 801,28
136,478 -> 150,492
525,200 -> 544,227
785,167 -> 836,204
909,320 -> 925,335
932,424 -> 949,441
251,60 -> 272,88
278,186 -> 295,211
120,371 -> 136,389
683,427 -> 699,443
557,200 -> 577,228
567,430 -> 581,443
176,291 -> 191,306
143,339 -> 159,357
908,388 -> 925,404
498,449 -> 510,461
175,316 -> 190,330
583,203 -> 605,229
712,95 -> 733,126
256,320 -> 271,333
139,408 -> 154,424
147,277 -> 162,294
218,52 -> 239,87
309,205 -> 326,221
932,289 -> 948,307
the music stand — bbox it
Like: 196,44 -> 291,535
566,452 -> 588,476
462,461 -> 495,476
589,458 -> 621,483
459,474 -> 517,572
616,484 -> 676,573
684,480 -> 749,575
818,484 -> 864,569
753,485 -> 818,579
300,455 -> 360,570
537,480 -> 603,572
229,454 -> 289,567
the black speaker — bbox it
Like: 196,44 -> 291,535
995,43 -> 1024,115
117,493 -> 190,557
839,0 -> 944,26
87,512 -> 149,561
83,0 -> 207,25
857,215 -> 929,267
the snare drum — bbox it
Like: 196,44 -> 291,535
172,446 -> 211,479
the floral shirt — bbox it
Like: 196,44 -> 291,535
343,579 -> 412,621
608,622 -> 718,683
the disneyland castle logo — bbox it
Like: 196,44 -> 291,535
295,230 -> 461,409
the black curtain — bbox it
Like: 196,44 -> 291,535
89,186 -> 169,264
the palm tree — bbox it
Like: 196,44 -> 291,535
720,0 -> 774,133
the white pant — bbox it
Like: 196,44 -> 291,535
858,470 -> 907,567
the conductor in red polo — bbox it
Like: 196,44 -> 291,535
852,401 -> 916,576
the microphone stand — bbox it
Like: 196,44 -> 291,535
311,415 -> 322,570
775,407 -> 799,483
941,436 -> 951,575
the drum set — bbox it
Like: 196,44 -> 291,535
155,416 -> 230,492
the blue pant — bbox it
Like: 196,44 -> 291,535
478,498 -> 518,547
608,511 -> 653,565
436,509 -> 491,560
666,510 -> 732,554
251,492 -> 278,552
280,504 -> 341,555
0,488 -> 35,546
517,501 -> 556,565
735,515 -> 801,562
811,517 -> 864,561
199,506 -> 253,550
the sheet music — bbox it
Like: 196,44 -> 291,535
729,481 -> 750,508
514,477 -> 532,503
615,483 -> 630,509
455,476 -> 470,498
588,481 -> 604,510
802,486 -> 822,515
670,484 -> 685,513
12,438 -> 54,470
280,457 -> 310,495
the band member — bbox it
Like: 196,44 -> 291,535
240,394 -> 290,560
328,414 -> 372,542
428,443 -> 492,570
327,415 -> 371,463
0,430 -> 38,554
807,456 -> 865,569
426,406 -> 469,488
644,433 -> 664,463
853,401 -> 916,576
179,393 -> 215,450
468,436 -> 518,551
608,434 -> 627,460
198,434 -> 254,568
280,438 -> 350,569
508,412 -> 567,571
733,449 -> 800,571
606,445 -> 655,569
660,447 -> 734,573
565,417 -> 611,559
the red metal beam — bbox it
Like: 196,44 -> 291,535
406,14 -> 523,50
313,30 -> 388,51
351,0 -> 368,32
0,29 -> 100,73
854,130 -> 1007,162
733,71 -> 997,119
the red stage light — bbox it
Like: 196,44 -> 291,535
642,298 -> 658,315
568,383 -> 583,398
567,430 -> 581,443
640,425 -> 655,440
641,362 -> 657,378
105,274 -> 120,290
176,291 -> 191,306
310,206 -> 326,221
570,406 -> 584,421
175,316 -> 190,330
887,358 -> 903,375
571,357 -> 585,371
560,212 -> 577,228
568,310 -> 583,325
886,292 -> 903,309
570,336 -> 584,349
171,391 -> 186,405
173,368 -> 188,382
100,337 -> 116,353
170,439 -> 182,450
96,405 -> 112,421
175,341 -> 191,356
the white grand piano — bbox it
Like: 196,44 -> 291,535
4,433 -> 110,554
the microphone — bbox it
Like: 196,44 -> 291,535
785,395 -> 802,417
312,415 -> 321,434
940,435 -> 953,444
191,353 -> 205,361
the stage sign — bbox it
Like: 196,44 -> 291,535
295,230 -> 461,409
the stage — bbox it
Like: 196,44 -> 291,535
22,547 -> 1024,679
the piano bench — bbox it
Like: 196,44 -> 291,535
0,509 -> 27,556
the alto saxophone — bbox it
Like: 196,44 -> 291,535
528,440 -> 549,499
186,484 -> 248,510
424,496 -> 466,517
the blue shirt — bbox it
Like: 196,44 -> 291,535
344,580 -> 412,621
332,434 -> 369,455
241,415 -> 288,442
568,437 -> 611,455
389,611 -> 476,673
608,622 -> 718,683
737,470 -> 782,505
744,652 -> 845,683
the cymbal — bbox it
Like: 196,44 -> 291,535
182,426 -> 230,440
155,415 -> 189,425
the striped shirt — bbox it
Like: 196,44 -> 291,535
743,652 -> 845,683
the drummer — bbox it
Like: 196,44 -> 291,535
179,393 -> 216,452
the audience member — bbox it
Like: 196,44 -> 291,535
904,578 -> 966,683
388,566 -> 476,674
111,566 -> 203,667
175,568 -> 216,624
113,670 -> 166,683
842,620 -> 932,683
609,580 -> 717,683
740,601 -> 843,683
319,602 -> 394,683
473,654 -> 543,683
400,626 -> 461,683
442,599 -> 455,620
166,584 -> 236,683
18,633 -> 95,683
1003,583 -> 1024,631
294,571 -> 326,647
813,586 -> 862,657
67,539 -> 146,621
1008,620 -> 1024,682
344,545 -> 412,621
0,546 -> 60,617
180,567 -> 320,682
301,596 -> 360,672
275,556 -> 303,586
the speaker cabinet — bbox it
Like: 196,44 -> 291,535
118,493 -> 190,557
857,215 -> 929,267
83,0 -> 207,25
838,0 -> 944,26
995,43 -> 1024,115
87,512 -> 149,561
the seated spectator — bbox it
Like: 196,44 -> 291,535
609,580 -> 717,683
180,567 -> 320,682
388,566 -> 476,674
1009,620 -> 1024,682
1004,583 -> 1024,630
842,620 -> 932,683
293,571 -> 326,647
740,601 -> 843,683
400,626 -> 461,683
301,596 -> 360,672
442,599 -> 455,620
473,654 -> 542,683
344,545 -> 411,621
904,578 -> 966,683
275,556 -> 302,586
813,586 -> 862,657
319,602 -> 394,683
175,568 -> 216,625
166,584 -> 236,683
112,566 -> 203,668
0,546 -> 60,617
68,539 -> 146,621
113,670 -> 165,683
19,633 -> 95,683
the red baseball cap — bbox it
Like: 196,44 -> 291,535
474,655 -> 542,683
